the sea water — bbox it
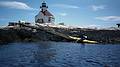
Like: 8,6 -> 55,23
0,42 -> 120,67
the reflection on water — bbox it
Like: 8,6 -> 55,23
0,42 -> 120,67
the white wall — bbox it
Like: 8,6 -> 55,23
35,11 -> 54,23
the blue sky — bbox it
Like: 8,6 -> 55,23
0,0 -> 120,28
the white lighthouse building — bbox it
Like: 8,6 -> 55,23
35,1 -> 55,24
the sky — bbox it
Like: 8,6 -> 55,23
0,0 -> 120,28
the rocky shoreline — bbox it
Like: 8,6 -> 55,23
0,27 -> 120,44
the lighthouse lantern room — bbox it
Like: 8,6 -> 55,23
35,1 -> 55,24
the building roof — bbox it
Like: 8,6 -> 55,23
117,23 -> 120,25
42,10 -> 53,16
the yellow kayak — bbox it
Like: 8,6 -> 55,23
82,40 -> 98,44
69,36 -> 98,44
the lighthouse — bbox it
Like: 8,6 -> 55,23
35,1 -> 55,24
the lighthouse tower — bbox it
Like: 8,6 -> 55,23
35,1 -> 55,24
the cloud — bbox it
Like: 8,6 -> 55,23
59,13 -> 67,16
0,1 -> 37,10
91,5 -> 105,11
51,4 -> 79,9
95,16 -> 120,22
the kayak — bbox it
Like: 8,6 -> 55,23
69,36 -> 98,44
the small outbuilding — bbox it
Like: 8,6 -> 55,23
116,24 -> 120,28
